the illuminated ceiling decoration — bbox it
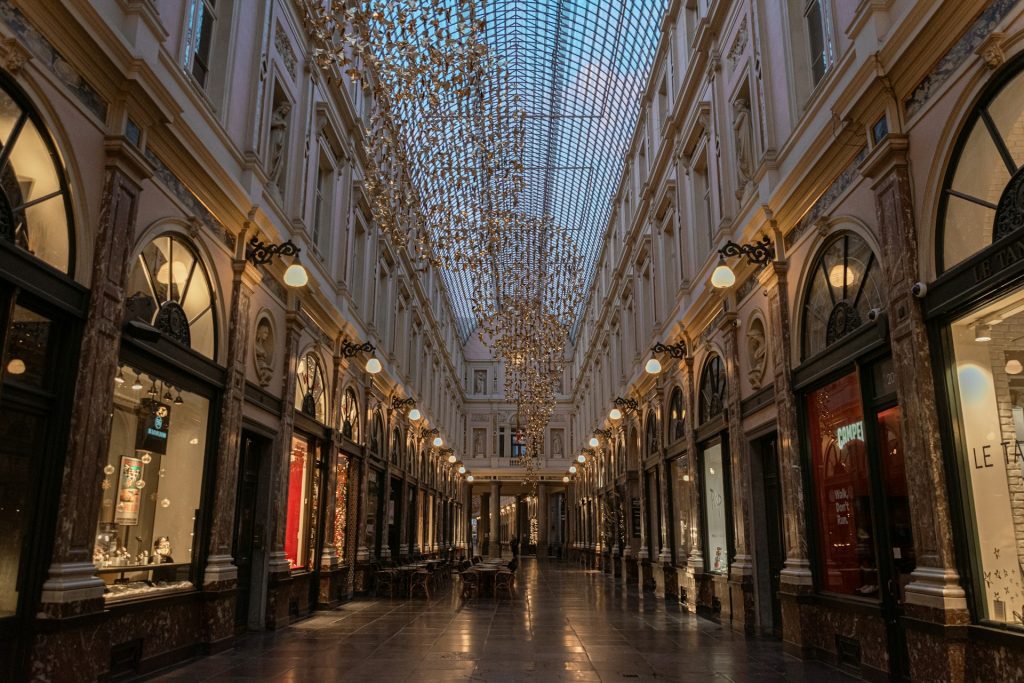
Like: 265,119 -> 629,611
305,0 -> 663,460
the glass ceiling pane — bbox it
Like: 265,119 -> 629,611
418,0 -> 666,341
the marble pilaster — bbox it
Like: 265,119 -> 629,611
39,140 -> 148,618
489,482 -> 501,557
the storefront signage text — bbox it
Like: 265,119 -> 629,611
972,234 -> 1024,284
972,440 -> 1024,469
828,486 -> 852,526
835,421 -> 864,450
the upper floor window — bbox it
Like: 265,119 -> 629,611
803,0 -> 833,86
125,234 -> 217,359
312,153 -> 333,258
801,233 -> 882,359
644,412 -> 658,457
0,75 -> 74,275
183,0 -> 217,88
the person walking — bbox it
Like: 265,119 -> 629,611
510,535 -> 520,558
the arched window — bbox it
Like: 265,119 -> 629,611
370,411 -> 384,455
341,387 -> 359,441
698,354 -> 726,424
125,234 -> 217,359
295,351 -> 327,423
390,427 -> 403,465
644,411 -> 658,457
0,75 -> 75,274
668,387 -> 685,443
939,64 -> 1024,271
801,233 -> 882,359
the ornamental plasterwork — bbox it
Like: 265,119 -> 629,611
726,18 -> 748,70
275,24 -> 297,78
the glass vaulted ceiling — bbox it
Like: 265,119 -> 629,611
439,0 -> 667,341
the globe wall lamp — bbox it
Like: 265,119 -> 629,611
562,476 -> 570,483
588,436 -> 600,448
609,396 -> 638,420
341,339 -> 382,374
246,236 -> 308,287
711,235 -> 775,289
646,340 -> 687,374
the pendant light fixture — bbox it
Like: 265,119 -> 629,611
131,371 -> 144,391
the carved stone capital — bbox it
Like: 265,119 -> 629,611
976,32 -> 1006,69
0,37 -> 31,74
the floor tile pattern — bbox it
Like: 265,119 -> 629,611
151,559 -> 857,682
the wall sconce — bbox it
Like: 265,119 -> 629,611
588,436 -> 600,448
562,476 -> 570,483
711,235 -> 775,289
646,340 -> 687,374
341,339 -> 382,374
609,396 -> 638,420
246,236 -> 308,287
467,475 -> 474,482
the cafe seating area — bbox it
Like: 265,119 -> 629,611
369,554 -> 519,602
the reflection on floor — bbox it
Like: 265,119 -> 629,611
151,558 -> 857,682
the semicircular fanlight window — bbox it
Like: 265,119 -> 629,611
125,234 -> 216,359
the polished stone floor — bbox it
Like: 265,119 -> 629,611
152,559 -> 856,682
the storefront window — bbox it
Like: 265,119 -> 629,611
949,286 -> 1024,628
0,80 -> 74,274
699,355 -> 725,423
806,372 -> 878,597
94,366 -> 209,601
125,235 -> 216,359
334,454 -> 349,561
285,435 -> 310,569
670,456 -> 690,564
702,443 -> 728,574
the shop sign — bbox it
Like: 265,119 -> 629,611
971,233 -> 1024,285
835,421 -> 864,451
114,455 -> 145,526
135,398 -> 171,454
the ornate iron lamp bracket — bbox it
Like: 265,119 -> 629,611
651,341 -> 687,358
613,396 -> 639,415
341,339 -> 375,358
246,236 -> 301,265
718,235 -> 774,266
391,396 -> 416,412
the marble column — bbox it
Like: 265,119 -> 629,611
860,137 -> 968,679
39,140 -> 148,618
480,491 -> 490,556
682,354 -> 708,609
489,482 -> 501,557
537,482 -> 549,557
355,394 -> 373,563
759,224 -> 813,652
204,242 -> 262,589
723,308 -> 755,632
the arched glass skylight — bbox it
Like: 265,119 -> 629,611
436,0 -> 667,339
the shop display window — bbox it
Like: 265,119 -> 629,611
334,455 -> 349,561
949,286 -> 1024,629
94,366 -> 209,602
285,435 -> 310,569
702,443 -> 728,575
295,352 -> 327,423
806,372 -> 879,597
669,387 -> 685,443
670,457 -> 690,564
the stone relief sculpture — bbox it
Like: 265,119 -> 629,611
268,100 -> 291,192
473,428 -> 486,457
474,369 -> 487,394
253,317 -> 274,387
747,317 -> 767,389
733,97 -> 755,202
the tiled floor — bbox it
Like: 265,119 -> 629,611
151,558 -> 856,682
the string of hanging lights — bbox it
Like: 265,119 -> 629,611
304,1 -> 587,470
